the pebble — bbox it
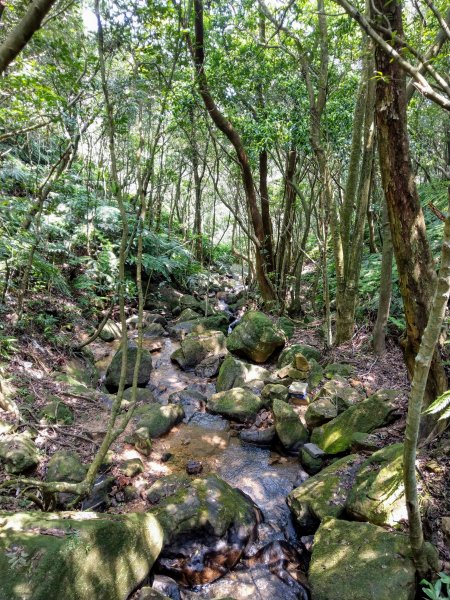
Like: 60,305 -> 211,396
186,460 -> 203,475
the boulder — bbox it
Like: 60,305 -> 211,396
135,404 -> 184,438
226,311 -> 285,363
104,344 -> 152,392
118,457 -> 144,477
152,474 -> 260,586
277,316 -> 295,339
324,362 -> 355,379
287,454 -> 362,533
305,398 -> 338,429
346,443 -> 407,527
39,400 -> 74,425
0,511 -> 163,600
314,376 -> 362,410
308,359 -> 324,388
272,398 -> 309,452
277,344 -> 321,368
261,383 -> 289,405
216,355 -> 271,392
311,389 -> 399,454
122,387 -> 156,403
191,314 -> 229,335
143,323 -> 167,337
0,432 -> 39,474
146,474 -> 191,504
144,313 -> 168,327
207,387 -> 264,422
179,294 -> 203,312
308,518 -> 427,600
99,319 -> 121,341
178,308 -> 202,321
170,331 -> 227,371
46,450 -> 86,484
194,355 -> 222,378
168,387 -> 206,422
300,443 -> 326,475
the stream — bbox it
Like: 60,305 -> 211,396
93,302 -> 311,600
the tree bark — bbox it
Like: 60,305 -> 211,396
372,198 -> 393,354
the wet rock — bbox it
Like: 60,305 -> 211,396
261,383 -> 289,405
39,400 -> 74,424
152,474 -> 261,586
226,311 -> 286,363
118,457 -> 144,477
346,443 -> 407,527
311,389 -> 399,454
169,387 -> 206,422
277,344 -> 321,368
105,344 -> 152,392
308,518 -> 433,600
99,319 -> 121,341
186,460 -> 203,475
240,424 -> 276,446
151,575 -> 181,600
144,323 -> 167,337
216,355 -> 271,392
288,454 -> 363,533
135,404 -> 184,439
146,474 -> 192,504
273,398 -> 309,452
207,388 -> 264,422
170,331 -> 227,371
194,355 -> 222,378
0,511 -> 164,600
0,432 -> 40,474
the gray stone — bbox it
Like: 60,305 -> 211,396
0,432 -> 39,474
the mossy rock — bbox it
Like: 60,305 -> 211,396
179,294 -> 203,312
119,457 -> 144,477
39,400 -> 74,425
0,432 -> 39,474
311,389 -> 399,454
287,454 -> 362,533
207,387 -> 264,422
105,344 -> 152,392
261,383 -> 289,406
138,587 -> 171,600
58,356 -> 98,389
46,450 -> 87,484
272,398 -> 308,452
305,397 -> 339,429
136,403 -> 184,438
99,319 -> 121,342
0,511 -> 164,600
178,308 -> 202,322
308,359 -> 324,388
122,387 -> 156,403
324,362 -> 355,379
277,344 -> 321,368
146,474 -> 191,503
143,323 -> 166,337
191,314 -> 230,335
277,316 -> 295,339
309,518 -> 425,600
313,376 -> 362,411
216,355 -> 271,392
226,311 -> 286,363
170,330 -> 227,371
346,443 -> 407,527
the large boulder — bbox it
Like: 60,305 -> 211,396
311,389 -> 399,454
152,474 -> 261,586
170,331 -> 227,371
207,387 -> 265,422
277,343 -> 321,368
226,311 -> 285,363
216,355 -> 271,392
179,294 -> 203,312
308,518 -> 432,600
104,344 -> 152,392
261,383 -> 289,405
45,450 -> 87,507
135,404 -> 184,438
0,511 -> 163,600
0,432 -> 39,474
99,319 -> 121,342
287,454 -> 363,533
313,376 -> 362,409
272,398 -> 309,452
346,443 -> 407,527
178,308 -> 202,322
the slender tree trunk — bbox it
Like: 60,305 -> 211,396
373,0 -> 447,417
373,198 -> 393,354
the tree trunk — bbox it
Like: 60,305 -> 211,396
372,198 -> 393,354
373,0 -> 447,415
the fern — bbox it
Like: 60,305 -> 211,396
422,391 -> 450,421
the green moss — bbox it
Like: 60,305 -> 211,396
216,355 -> 270,392
137,404 -> 184,438
226,311 -> 285,363
277,344 -> 322,368
207,387 -> 263,422
272,398 -> 308,451
39,400 -> 74,425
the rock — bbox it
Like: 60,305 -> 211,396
0,511 -> 163,600
179,294 -> 203,312
207,388 -> 264,422
138,586 -> 171,600
122,387 -> 156,403
178,308 -> 202,321
261,383 -> 289,405
105,344 -> 152,392
186,460 -> 203,475
294,353 -> 310,372
346,443 -> 407,527
151,575 -> 181,600
152,474 -> 260,586
350,431 -> 381,452
57,356 -> 98,389
216,355 -> 271,392
311,389 -> 399,454
146,474 -> 191,504
144,323 -> 167,337
194,355 -> 222,378
39,400 -> 74,424
442,516 -> 450,542
272,398 -> 309,452
119,457 -> 144,477
170,331 -> 227,371
155,284 -> 183,310
144,312 -> 168,327
82,474 -> 114,511
0,432 -> 39,474
274,365 -> 307,382
287,454 -> 362,533
46,450 -> 86,484
304,398 -> 338,429
226,311 -> 286,363
277,344 -> 321,368
99,319 -> 121,341
308,359 -> 324,388
191,314 -> 230,335
314,376 -> 362,411
168,387 -> 206,423
240,425 -> 276,446
132,427 -> 153,456
135,404 -> 184,438
300,443 -> 326,475
308,518 -> 422,600
276,316 -> 296,339
324,362 -> 355,378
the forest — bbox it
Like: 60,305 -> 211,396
0,0 -> 449,599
